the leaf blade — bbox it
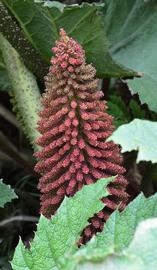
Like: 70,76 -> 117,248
0,179 -> 17,208
104,0 -> 157,112
108,119 -> 157,163
2,0 -> 136,78
12,177 -> 113,270
74,192 -> 157,262
76,218 -> 157,270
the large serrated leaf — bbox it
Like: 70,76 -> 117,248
103,0 -> 157,112
108,119 -> 157,163
0,179 -> 17,207
75,218 -> 157,270
2,0 -> 136,78
0,1 -> 48,80
12,177 -> 113,270
12,183 -> 157,270
72,192 -> 157,264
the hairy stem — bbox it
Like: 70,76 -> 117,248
0,33 -> 41,150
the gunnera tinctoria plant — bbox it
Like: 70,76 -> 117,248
34,29 -> 128,243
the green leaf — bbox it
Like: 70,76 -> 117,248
12,177 -> 114,270
104,0 -> 157,112
0,33 -> 41,150
75,218 -> 157,270
108,119 -> 157,163
0,1 -> 48,80
0,179 -> 17,207
126,218 -> 157,269
2,0 -> 136,78
72,192 -> 157,264
129,100 -> 145,119
43,1 -> 66,12
107,95 -> 130,127
12,184 -> 157,270
126,76 -> 157,113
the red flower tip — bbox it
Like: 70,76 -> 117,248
51,29 -> 85,75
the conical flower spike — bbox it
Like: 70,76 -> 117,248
35,29 -> 128,243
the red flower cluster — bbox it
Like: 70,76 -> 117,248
35,29 -> 128,243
